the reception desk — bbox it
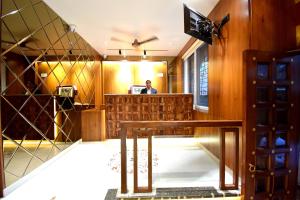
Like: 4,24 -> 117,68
105,94 -> 193,138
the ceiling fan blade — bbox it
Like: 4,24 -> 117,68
111,37 -> 130,43
138,36 -> 158,45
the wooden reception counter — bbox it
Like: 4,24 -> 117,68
105,94 -> 193,138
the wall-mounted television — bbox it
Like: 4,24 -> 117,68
184,4 -> 230,45
184,4 -> 213,44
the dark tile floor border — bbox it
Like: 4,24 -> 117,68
105,187 -> 240,200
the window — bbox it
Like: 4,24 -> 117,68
187,54 -> 194,93
183,42 -> 208,111
197,44 -> 208,107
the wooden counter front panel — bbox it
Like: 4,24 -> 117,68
105,94 -> 193,138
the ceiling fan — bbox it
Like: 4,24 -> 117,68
111,36 -> 158,48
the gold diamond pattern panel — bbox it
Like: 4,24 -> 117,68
1,0 -> 100,187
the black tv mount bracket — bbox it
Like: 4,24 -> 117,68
195,14 -> 230,39
212,14 -> 230,39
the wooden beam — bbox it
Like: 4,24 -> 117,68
120,120 -> 243,128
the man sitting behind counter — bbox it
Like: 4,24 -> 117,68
140,80 -> 157,94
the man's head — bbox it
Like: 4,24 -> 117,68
145,80 -> 152,89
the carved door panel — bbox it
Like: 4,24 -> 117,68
244,51 -> 299,200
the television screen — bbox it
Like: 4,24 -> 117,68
184,4 -> 213,44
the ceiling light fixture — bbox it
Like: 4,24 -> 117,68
119,49 -> 122,55
143,50 -> 147,59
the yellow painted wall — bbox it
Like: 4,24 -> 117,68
103,61 -> 167,94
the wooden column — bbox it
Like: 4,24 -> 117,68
220,128 -> 239,190
133,129 -> 153,193
120,127 -> 127,193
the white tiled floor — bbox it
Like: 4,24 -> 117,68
2,137 -> 232,200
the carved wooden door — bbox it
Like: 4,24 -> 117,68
244,50 -> 299,200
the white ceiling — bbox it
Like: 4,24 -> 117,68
44,0 -> 219,57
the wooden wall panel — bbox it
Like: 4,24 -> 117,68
175,0 -> 250,184
95,61 -> 103,108
175,58 -> 183,93
103,61 -> 167,94
174,0 -> 299,196
284,0 -> 298,50
250,0 -> 297,51
81,109 -> 105,141
250,0 -> 284,51
134,62 -> 167,92
103,61 -> 134,94
191,0 -> 250,156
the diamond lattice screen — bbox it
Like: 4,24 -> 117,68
1,0 -> 100,186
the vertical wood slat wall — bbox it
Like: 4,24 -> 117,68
175,0 -> 299,196
105,94 -> 193,138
